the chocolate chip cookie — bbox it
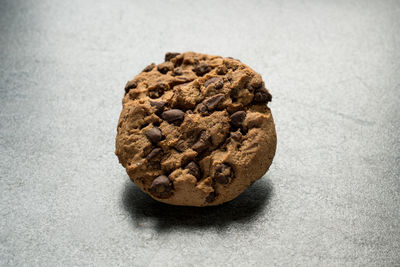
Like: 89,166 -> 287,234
115,52 -> 276,206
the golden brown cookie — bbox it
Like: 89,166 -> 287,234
115,52 -> 276,206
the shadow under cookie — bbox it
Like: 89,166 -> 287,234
121,176 -> 274,232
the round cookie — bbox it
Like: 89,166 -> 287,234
115,52 -> 276,206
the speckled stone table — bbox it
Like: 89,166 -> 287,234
1,0 -> 399,266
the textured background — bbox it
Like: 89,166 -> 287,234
1,0 -> 399,266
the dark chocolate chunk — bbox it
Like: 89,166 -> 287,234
165,52 -> 180,62
204,77 -> 221,87
214,163 -> 232,184
146,148 -> 162,160
204,94 -> 224,111
149,175 -> 172,198
215,82 -> 223,89
196,103 -> 208,114
204,77 -> 223,90
158,66 -> 169,74
230,111 -> 246,128
149,83 -> 167,99
192,140 -> 207,153
161,109 -> 185,123
173,56 -> 183,67
157,63 -> 172,74
192,131 -> 209,153
168,77 -> 192,88
254,92 -> 266,103
145,127 -> 162,144
193,63 -> 211,76
253,87 -> 272,103
124,80 -> 137,94
184,161 -> 201,180
240,128 -> 248,136
174,140 -> 186,152
149,100 -> 167,115
205,191 -> 216,203
142,63 -> 155,72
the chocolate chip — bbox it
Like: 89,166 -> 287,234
158,67 -> 169,74
230,111 -> 246,128
174,140 -> 186,152
204,94 -> 224,111
165,52 -> 180,62
184,161 -> 200,180
168,78 -> 192,88
204,77 -> 223,89
253,87 -> 272,103
196,103 -> 208,114
254,92 -> 266,103
173,56 -> 183,67
149,100 -> 167,115
161,109 -> 185,123
146,148 -> 162,160
193,63 -> 211,76
192,140 -> 207,153
204,77 -> 219,88
215,82 -> 223,89
142,63 -> 155,72
192,131 -> 209,153
145,127 -> 162,144
157,63 -> 172,74
124,80 -> 137,94
149,83 -> 167,99
214,163 -> 232,184
205,191 -> 216,203
149,175 -> 172,198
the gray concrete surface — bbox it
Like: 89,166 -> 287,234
1,0 -> 399,266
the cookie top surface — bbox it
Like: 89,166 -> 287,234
116,52 -> 276,206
